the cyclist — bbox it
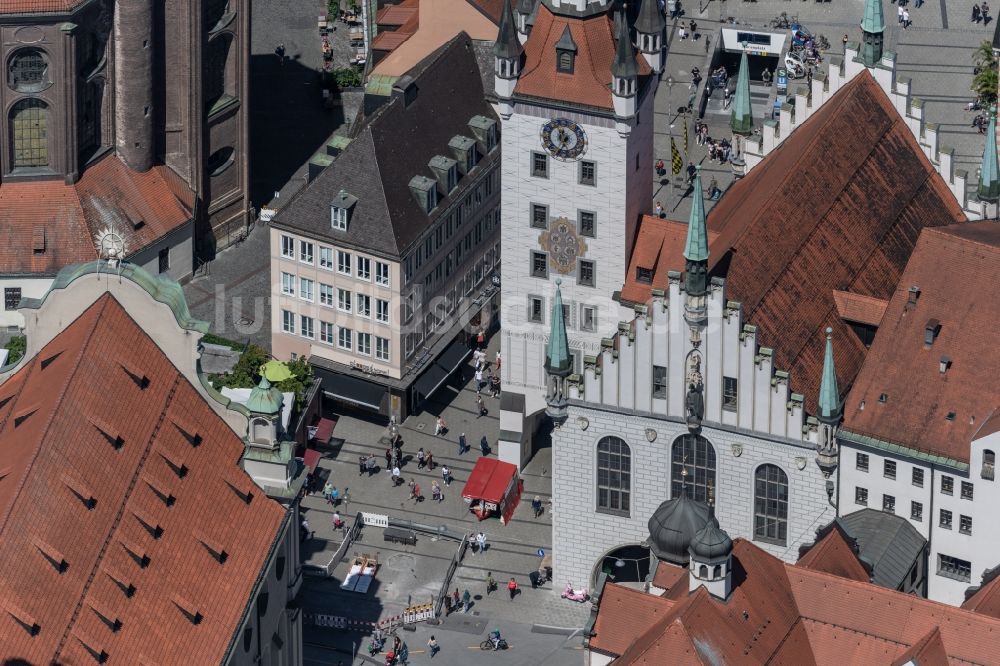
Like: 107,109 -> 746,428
490,628 -> 503,650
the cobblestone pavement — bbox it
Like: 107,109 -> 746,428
299,334 -> 590,663
656,0 -> 993,221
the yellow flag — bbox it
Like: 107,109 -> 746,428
671,138 -> 683,175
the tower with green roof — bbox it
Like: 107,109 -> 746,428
730,49 -> 753,136
247,373 -> 285,449
978,107 -> 999,210
860,0 -> 885,68
816,328 -> 841,476
683,167 -> 709,328
544,278 -> 572,424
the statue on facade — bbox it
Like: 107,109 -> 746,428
686,382 -> 704,428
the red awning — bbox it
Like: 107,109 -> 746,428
462,458 -> 518,504
303,449 -> 322,472
311,417 -> 336,444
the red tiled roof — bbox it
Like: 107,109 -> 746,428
651,559 -> 687,592
0,181 -> 92,275
832,290 -> 889,327
516,4 -> 650,110
963,570 -> 1000,619
0,0 -> 82,14
620,71 -> 966,415
588,583 -> 676,657
620,215 -> 719,304
891,627 -> 949,666
796,525 -> 870,583
373,30 -> 414,51
0,294 -> 286,663
596,539 -> 1000,664
377,2 -> 417,25
465,0 -> 503,23
843,222 -> 1000,462
0,155 -> 191,276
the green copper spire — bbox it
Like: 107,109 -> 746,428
818,328 -> 841,422
860,0 -> 885,67
730,48 -> 753,135
246,373 -> 285,415
979,107 -> 1000,202
684,167 -> 708,262
545,278 -> 572,376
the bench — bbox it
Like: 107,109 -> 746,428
383,527 -> 417,546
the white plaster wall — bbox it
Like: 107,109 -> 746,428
0,276 -> 53,329
837,445 -> 932,539
552,406 -> 834,592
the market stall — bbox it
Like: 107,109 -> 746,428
462,458 -> 522,524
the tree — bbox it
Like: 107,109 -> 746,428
210,345 -> 314,408
333,66 -> 362,89
2,335 -> 26,365
972,41 -> 998,104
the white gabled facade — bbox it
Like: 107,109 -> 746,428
551,274 -> 837,589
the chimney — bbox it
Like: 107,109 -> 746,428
924,319 -> 941,346
907,286 -> 921,305
391,74 -> 417,107
939,355 -> 952,374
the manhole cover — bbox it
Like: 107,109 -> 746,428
238,316 -> 254,326
417,423 -> 425,430
385,553 -> 416,573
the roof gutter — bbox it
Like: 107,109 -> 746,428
837,428 -> 969,472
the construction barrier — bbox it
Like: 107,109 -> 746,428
362,512 -> 389,528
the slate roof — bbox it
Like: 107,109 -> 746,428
837,509 -> 926,590
275,33 -> 498,259
515,3 -> 651,111
592,539 -> 1000,664
843,222 -> 1000,463
0,293 -> 286,664
0,155 -> 192,276
619,71 -> 966,414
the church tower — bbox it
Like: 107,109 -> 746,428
544,278 -> 572,424
495,0 -> 661,466
859,0 -> 885,68
815,328 -> 841,477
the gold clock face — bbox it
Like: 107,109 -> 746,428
539,217 -> 586,274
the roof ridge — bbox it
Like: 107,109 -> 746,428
0,295 -> 110,536
365,129 -> 398,255
53,346 -> 184,661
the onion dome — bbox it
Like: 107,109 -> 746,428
689,506 -> 733,562
246,375 -> 284,415
647,492 -> 715,565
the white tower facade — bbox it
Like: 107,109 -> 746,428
494,0 -> 659,466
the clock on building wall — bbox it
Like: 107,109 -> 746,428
540,118 -> 587,161
540,217 -> 586,274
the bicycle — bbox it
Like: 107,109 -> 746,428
480,638 -> 509,651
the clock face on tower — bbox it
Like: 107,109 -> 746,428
539,217 -> 587,274
540,118 -> 588,161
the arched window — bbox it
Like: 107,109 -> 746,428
698,565 -> 707,577
205,34 -> 233,111
754,464 -> 789,546
10,98 -> 48,168
671,434 -> 716,503
8,48 -> 49,93
596,436 -> 631,516
712,565 -> 721,578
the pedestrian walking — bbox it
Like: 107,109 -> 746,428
477,329 -> 485,348
678,24 -> 687,40
391,465 -> 401,486
275,43 -> 286,65
897,3 -> 904,22
443,594 -> 452,615
507,578 -> 518,600
366,455 -> 376,476
689,20 -> 697,38
398,642 -> 409,665
452,589 -> 460,610
490,376 -> 501,398
435,417 -> 447,436
300,517 -> 312,541
531,495 -> 543,518
477,395 -> 487,417
426,451 -> 435,470
458,432 -> 467,455
974,3 -> 982,21
486,571 -> 496,595
385,448 -> 392,469
475,368 -> 484,393
495,351 -> 501,372
394,447 -> 403,469
409,481 -> 422,503
842,33 -> 849,51
655,201 -> 664,217
323,481 -> 333,503
442,465 -> 451,486
477,531 -> 487,553
462,589 -> 472,613
983,1 -> 991,21
358,456 -> 366,476
902,8 -> 910,27
417,447 -> 426,469
427,636 -> 439,658
330,486 -> 340,507
432,480 -> 443,502
479,436 -> 489,456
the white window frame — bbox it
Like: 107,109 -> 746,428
357,256 -> 371,281
356,293 -> 371,317
300,315 -> 314,339
357,332 -> 372,356
319,283 -> 334,307
299,240 -> 314,264
331,206 -> 348,231
299,277 -> 314,302
319,246 -> 334,270
338,327 -> 353,350
375,261 -> 390,286
337,250 -> 352,275
320,321 -> 334,343
375,336 -> 390,361
337,288 -> 352,313
281,310 -> 295,333
376,298 -> 390,323
281,235 -> 295,258
280,272 -> 295,296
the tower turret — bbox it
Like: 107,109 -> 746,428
688,504 -> 733,600
860,0 -> 885,68
611,8 -> 639,128
683,167 -> 709,327
494,0 -> 524,118
730,48 -> 753,136
114,0 -> 155,171
246,374 -> 285,449
515,0 -> 535,41
634,0 -> 666,72
816,328 -> 841,476
544,278 -> 572,424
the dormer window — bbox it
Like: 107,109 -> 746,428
466,148 -> 477,172
924,319 -> 941,346
487,124 -> 497,152
555,25 -> 577,74
409,175 -> 438,213
329,190 -> 357,231
636,267 -> 653,284
469,115 -> 499,153
448,165 -> 458,191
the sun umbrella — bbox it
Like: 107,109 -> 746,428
261,360 -> 293,382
